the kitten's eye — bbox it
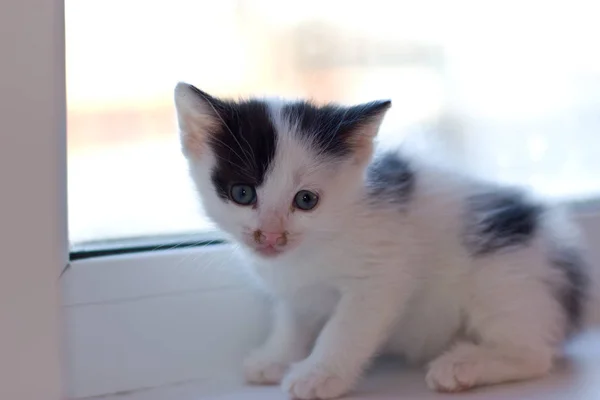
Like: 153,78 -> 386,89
229,184 -> 257,206
293,190 -> 319,211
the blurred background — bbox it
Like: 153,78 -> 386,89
67,0 -> 600,246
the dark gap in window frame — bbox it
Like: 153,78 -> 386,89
69,233 -> 227,261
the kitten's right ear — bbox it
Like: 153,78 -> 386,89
174,82 -> 222,159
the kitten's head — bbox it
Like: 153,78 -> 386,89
174,83 -> 390,259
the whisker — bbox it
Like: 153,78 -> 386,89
171,240 -> 233,270
209,134 -> 253,172
211,152 -> 254,179
196,95 -> 255,170
231,103 -> 256,169
148,238 -> 220,253
238,124 -> 257,170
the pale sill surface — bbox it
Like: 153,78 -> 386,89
65,211 -> 600,399
94,331 -> 600,400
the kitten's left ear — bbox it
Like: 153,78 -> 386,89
174,82 -> 222,159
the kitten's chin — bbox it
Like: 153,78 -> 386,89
241,243 -> 293,260
254,245 -> 284,258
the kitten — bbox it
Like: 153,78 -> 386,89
174,82 -> 588,399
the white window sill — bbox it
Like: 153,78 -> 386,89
94,329 -> 600,400
63,209 -> 600,399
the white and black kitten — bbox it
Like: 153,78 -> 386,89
174,82 -> 588,399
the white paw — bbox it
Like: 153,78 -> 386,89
282,360 -> 354,399
426,354 -> 478,392
243,351 -> 289,385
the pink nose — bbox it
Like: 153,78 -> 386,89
257,231 -> 287,247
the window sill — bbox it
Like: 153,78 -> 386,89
63,209 -> 600,399
93,330 -> 600,400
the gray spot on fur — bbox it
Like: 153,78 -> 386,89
366,152 -> 415,205
463,188 -> 543,256
549,246 -> 588,330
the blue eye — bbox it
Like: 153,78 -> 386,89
230,184 -> 256,206
294,190 -> 319,211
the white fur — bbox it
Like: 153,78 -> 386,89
179,95 -> 577,399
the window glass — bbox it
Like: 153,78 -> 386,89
67,0 -> 600,246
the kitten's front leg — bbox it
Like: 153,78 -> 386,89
244,300 -> 311,385
282,283 -> 410,400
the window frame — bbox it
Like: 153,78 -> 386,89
0,0 -> 67,399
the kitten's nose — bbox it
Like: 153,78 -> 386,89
256,231 -> 287,247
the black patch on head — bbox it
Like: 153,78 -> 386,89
549,246 -> 588,331
365,151 -> 415,205
188,87 -> 277,201
281,100 -> 391,157
463,188 -> 543,256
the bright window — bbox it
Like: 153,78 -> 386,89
67,0 -> 600,247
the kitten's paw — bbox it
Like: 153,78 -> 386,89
282,360 -> 354,399
243,351 -> 289,385
425,353 -> 478,393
